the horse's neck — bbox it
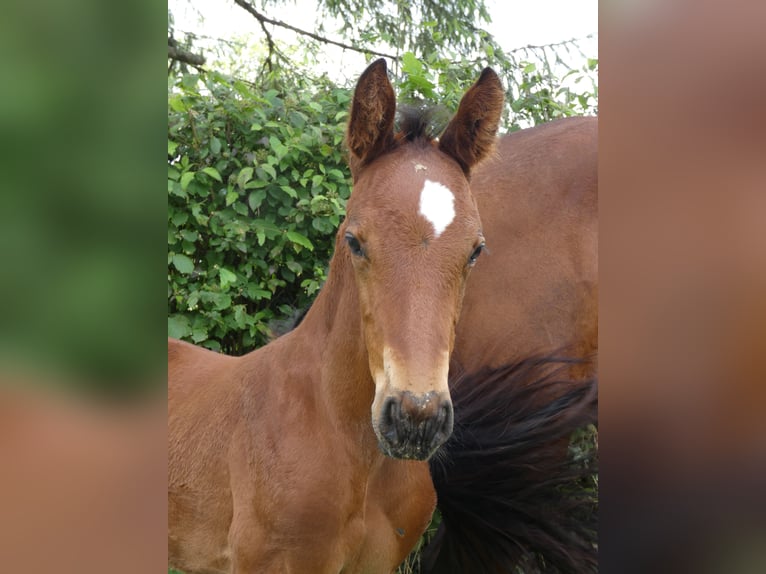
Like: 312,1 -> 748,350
291,252 -> 376,431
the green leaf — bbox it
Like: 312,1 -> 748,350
288,111 -> 307,129
168,140 -> 178,156
302,279 -> 321,296
202,340 -> 221,352
202,292 -> 232,311
202,167 -> 222,182
286,260 -> 303,275
180,229 -> 197,242
225,189 -> 238,206
168,165 -> 180,181
171,211 -> 188,226
261,164 -> 276,180
171,253 -> 195,274
280,185 -> 297,199
248,190 -> 266,210
247,285 -> 272,300
285,231 -> 314,251
187,291 -> 200,310
237,167 -> 254,188
401,52 -> 423,76
168,182 -> 186,198
168,315 -> 191,339
210,136 -> 221,154
244,179 -> 268,189
180,171 -> 195,191
233,305 -> 247,328
219,268 -> 237,289
169,95 -> 187,113
191,326 -> 208,343
523,62 -> 536,74
269,135 -> 282,151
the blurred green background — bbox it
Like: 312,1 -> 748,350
0,0 -> 166,396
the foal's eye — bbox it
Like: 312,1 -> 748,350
468,243 -> 485,267
344,232 -> 365,258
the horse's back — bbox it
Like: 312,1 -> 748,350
168,337 -> 243,444
168,338 -> 241,573
455,117 -> 598,371
168,337 -> 233,382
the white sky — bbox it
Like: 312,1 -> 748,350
171,0 -> 597,44
485,0 -> 597,47
170,0 -> 597,80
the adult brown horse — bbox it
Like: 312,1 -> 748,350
455,115 -> 597,374
423,116 -> 598,573
169,60 -> 506,573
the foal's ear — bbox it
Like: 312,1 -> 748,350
439,68 -> 505,174
346,59 -> 397,169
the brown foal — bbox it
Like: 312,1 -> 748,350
169,59 -> 505,573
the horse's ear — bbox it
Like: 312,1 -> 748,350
347,59 -> 396,169
439,68 -> 505,174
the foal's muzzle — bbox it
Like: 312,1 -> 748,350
375,391 -> 454,460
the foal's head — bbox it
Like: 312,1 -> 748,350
342,59 -> 504,460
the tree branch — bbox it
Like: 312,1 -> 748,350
256,13 -> 276,72
509,33 -> 596,54
231,0 -> 398,61
167,39 -> 206,67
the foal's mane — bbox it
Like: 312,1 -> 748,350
395,104 -> 450,145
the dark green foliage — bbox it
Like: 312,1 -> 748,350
168,70 -> 352,354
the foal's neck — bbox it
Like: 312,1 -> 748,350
293,250 -> 377,433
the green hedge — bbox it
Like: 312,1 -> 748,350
168,72 -> 352,354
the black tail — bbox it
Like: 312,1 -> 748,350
423,357 -> 598,573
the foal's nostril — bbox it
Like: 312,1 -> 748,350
439,401 -> 454,437
379,396 -> 400,442
382,397 -> 395,423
